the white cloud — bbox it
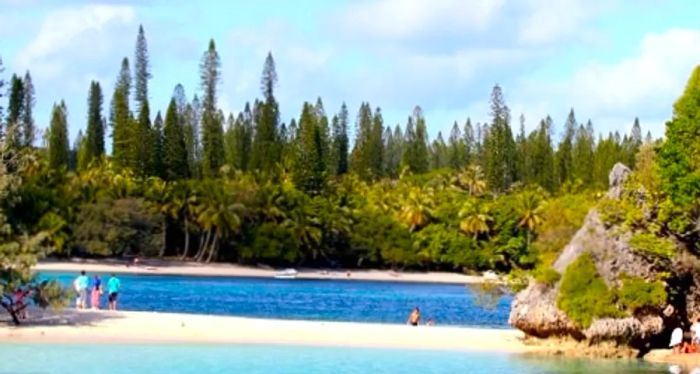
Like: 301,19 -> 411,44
16,4 -> 135,79
511,28 -> 700,137
336,0 -> 504,40
571,29 -> 700,114
517,0 -> 598,45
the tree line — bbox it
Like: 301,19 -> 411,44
0,25 -> 648,272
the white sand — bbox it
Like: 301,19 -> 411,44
0,310 -> 533,352
35,260 -> 493,285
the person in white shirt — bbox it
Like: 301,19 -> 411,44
691,317 -> 700,345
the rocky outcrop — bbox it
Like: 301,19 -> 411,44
509,163 -> 691,351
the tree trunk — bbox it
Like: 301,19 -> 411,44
158,218 -> 167,258
1,302 -> 20,326
196,230 -> 212,262
205,237 -> 219,263
180,218 -> 190,260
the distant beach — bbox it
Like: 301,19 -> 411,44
35,259 -> 494,285
0,310 -> 531,352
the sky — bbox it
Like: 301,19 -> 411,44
2,0 -> 700,146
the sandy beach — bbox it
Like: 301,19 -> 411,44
35,259 -> 493,285
0,310 -> 533,352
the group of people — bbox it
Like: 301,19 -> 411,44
670,318 -> 700,354
406,307 -> 435,326
73,271 -> 121,311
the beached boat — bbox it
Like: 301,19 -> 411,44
274,268 -> 298,279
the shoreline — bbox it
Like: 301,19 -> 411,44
35,259 -> 494,285
0,310 -> 533,352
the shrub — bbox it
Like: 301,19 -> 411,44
629,232 -> 676,259
557,253 -> 623,328
617,275 -> 666,312
598,198 -> 627,227
533,266 -> 561,286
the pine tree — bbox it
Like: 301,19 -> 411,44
530,118 -> 555,191
21,71 -> 35,148
385,124 -> 403,178
430,131 -> 448,170
331,103 -> 349,176
402,106 -> 429,174
556,108 -> 577,186
199,39 -> 224,177
134,25 -> 151,111
5,74 -> 24,149
572,120 -> 595,185
350,103 -> 374,179
515,114 -> 528,183
251,52 -> 281,173
484,85 -> 515,191
369,107 -> 385,178
163,99 -> 189,180
136,100 -> 152,176
111,58 -> 132,170
75,130 -> 89,172
463,118 -> 475,165
447,121 -> 465,169
183,96 -> 202,178
293,102 -> 326,194
48,101 -> 70,170
86,81 -> 105,164
315,98 -> 332,176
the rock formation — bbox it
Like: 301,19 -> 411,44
509,163 -> 692,352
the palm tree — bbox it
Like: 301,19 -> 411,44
455,164 -> 486,196
458,199 -> 491,239
192,181 -> 246,262
515,189 -> 545,248
397,186 -> 433,232
144,178 -> 181,257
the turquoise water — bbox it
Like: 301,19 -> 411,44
0,344 -> 668,374
44,272 -> 511,327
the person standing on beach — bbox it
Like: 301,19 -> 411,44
107,274 -> 121,311
73,271 -> 89,309
407,307 -> 421,326
90,275 -> 102,309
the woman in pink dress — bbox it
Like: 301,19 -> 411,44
90,275 -> 102,309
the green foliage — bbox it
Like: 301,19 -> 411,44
85,81 -> 105,163
617,275 -> 666,312
72,197 -> 161,257
533,267 -> 561,286
629,232 -> 676,259
48,101 -> 69,171
163,99 -> 189,180
557,253 -> 623,328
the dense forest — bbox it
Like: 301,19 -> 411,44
0,26 -> 651,280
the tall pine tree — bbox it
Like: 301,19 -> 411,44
48,101 -> 70,170
111,58 -> 133,170
21,71 -> 35,148
163,99 -> 189,180
331,103 -> 349,176
556,108 -> 577,186
402,106 -> 429,174
483,85 -> 515,191
293,102 -> 326,194
251,52 -> 281,173
134,25 -> 151,111
199,39 -> 224,177
86,81 -> 105,165
5,74 -> 24,149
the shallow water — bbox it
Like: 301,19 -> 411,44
44,272 -> 511,327
0,344 -> 670,374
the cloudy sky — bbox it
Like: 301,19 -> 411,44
2,0 -> 700,145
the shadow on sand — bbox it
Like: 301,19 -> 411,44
2,308 -> 123,328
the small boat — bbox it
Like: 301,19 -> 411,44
274,268 -> 298,279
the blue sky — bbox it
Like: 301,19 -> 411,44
2,0 -> 700,147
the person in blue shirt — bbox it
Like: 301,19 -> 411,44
73,271 -> 89,309
107,274 -> 121,311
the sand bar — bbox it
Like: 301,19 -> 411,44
0,310 -> 532,352
35,259 -> 493,285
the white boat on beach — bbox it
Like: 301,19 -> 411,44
274,268 -> 298,279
